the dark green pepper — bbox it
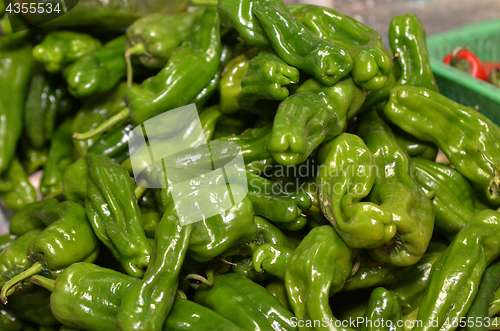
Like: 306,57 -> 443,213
126,10 -> 204,69
40,119 -> 74,197
266,278 -> 291,311
236,50 -> 299,116
32,31 -> 101,73
141,207 -> 160,239
88,124 -> 133,164
253,243 -> 293,280
22,142 -> 48,175
195,273 -> 297,331
0,308 -> 22,330
64,36 -> 127,97
359,111 -> 434,266
393,127 -> 438,161
0,158 -> 37,211
0,42 -> 34,175
231,256 -> 272,283
212,112 -> 256,140
269,77 -> 365,166
5,287 -> 58,326
383,86 -> 500,206
361,288 -> 403,331
85,154 -> 151,277
9,199 -> 59,236
289,4 -> 391,90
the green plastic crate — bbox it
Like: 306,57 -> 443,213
426,19 -> 500,125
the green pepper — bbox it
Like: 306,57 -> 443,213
0,11 -> 30,48
266,278 -> 292,311
236,50 -> 299,116
358,110 -> 434,266
32,32 -> 101,73
0,308 -> 22,331
5,287 -> 58,326
21,142 -> 48,175
253,243 -> 293,280
85,154 -> 151,278
285,225 -> 356,329
415,209 -> 500,331
0,42 -> 33,175
0,234 -> 15,254
466,262 -> 500,331
24,65 -> 75,149
141,207 -> 160,239
195,273 -> 297,331
297,178 -> 329,228
253,215 -> 297,249
125,6 -> 221,126
289,4 -> 391,91
389,14 -> 438,92
253,0 -> 353,86
413,158 -> 477,240
126,10 -> 204,69
392,127 -> 438,161
40,119 -> 74,197
9,199 -> 59,236
62,158 -> 88,205
489,285 -> 500,317
383,86 -> 500,206
361,288 -> 403,331
219,51 -> 253,115
0,201 -> 100,301
231,256 -> 272,283
317,132 -> 396,249
64,36 -> 127,97
212,112 -> 256,140
269,77 -> 365,166
0,158 -> 37,212
117,202 -> 192,331
88,124 -> 133,164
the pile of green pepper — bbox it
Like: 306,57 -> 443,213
1,0 -> 500,330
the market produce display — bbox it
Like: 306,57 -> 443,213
0,0 -> 500,330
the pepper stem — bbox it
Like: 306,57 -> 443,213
29,275 -> 55,293
134,185 -> 148,200
190,0 -> 218,5
73,108 -> 130,141
0,262 -> 43,304
44,188 -> 63,200
176,290 -> 187,300
185,270 -> 215,287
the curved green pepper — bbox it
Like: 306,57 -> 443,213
359,110 -> 434,266
195,273 -> 297,331
0,42 -> 33,175
126,10 -> 204,69
415,209 -> 500,331
32,31 -> 101,73
65,36 -> 127,97
141,207 -> 160,239
389,14 -> 438,92
231,257 -> 272,283
8,199 -> 60,236
219,52 -> 252,115
413,158 -> 477,240
289,4 -> 391,91
88,124 -> 132,164
269,77 -> 365,166
126,6 -> 221,126
383,86 -> 500,206
266,278 -> 292,311
40,119 -> 74,197
253,243 -> 293,280
317,132 -> 396,249
236,50 -> 299,116
285,225 -> 356,330
361,288 -> 403,331
85,154 -> 152,278
253,215 -> 297,249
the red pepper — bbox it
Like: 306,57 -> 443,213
443,46 -> 488,81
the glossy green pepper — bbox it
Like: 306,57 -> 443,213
85,154 -> 152,277
361,287 -> 403,331
64,36 -> 127,97
32,31 -> 101,73
0,308 -> 22,330
40,119 -> 74,197
5,287 -> 58,326
253,243 -> 293,280
88,124 -> 132,165
0,158 -> 37,211
0,42 -> 34,175
285,225 -> 356,330
389,14 -> 438,92
289,4 -> 391,91
62,158 -> 88,205
24,65 -> 75,149
118,202 -> 192,331
253,215 -> 297,249
219,51 -> 253,115
236,50 -> 299,116
195,273 -> 297,331
266,278 -> 292,311
317,133 -> 396,249
359,110 -> 434,266
415,209 -> 500,331
384,86 -> 500,206
126,10 -> 204,69
231,256 -> 272,283
413,158 -> 477,240
0,201 -> 100,302
125,6 -> 221,126
141,207 -> 160,239
392,127 -> 438,161
269,77 -> 365,166
8,199 -> 59,236
253,0 -> 353,86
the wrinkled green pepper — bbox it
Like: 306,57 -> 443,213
126,10 -> 204,69
0,42 -> 33,175
40,120 -> 74,197
393,127 -> 438,161
0,158 -> 37,211
32,31 -> 101,73
88,124 -> 133,164
289,4 -> 391,91
285,225 -> 356,330
85,154 -> 152,277
269,77 -> 365,166
237,50 -> 299,116
195,273 -> 297,331
384,86 -> 500,206
253,243 -> 293,280
358,111 -> 434,266
65,36 -> 127,97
